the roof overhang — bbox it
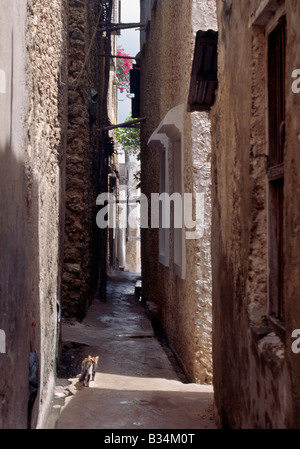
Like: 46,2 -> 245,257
188,29 -> 218,112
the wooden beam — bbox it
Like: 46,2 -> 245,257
102,118 -> 146,131
100,54 -> 136,60
98,22 -> 145,33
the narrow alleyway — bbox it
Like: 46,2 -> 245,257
46,272 -> 215,429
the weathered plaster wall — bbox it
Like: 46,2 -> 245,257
211,0 -> 300,428
0,0 -> 31,429
284,0 -> 300,427
140,0 -> 216,383
0,0 -> 68,428
62,0 -> 103,319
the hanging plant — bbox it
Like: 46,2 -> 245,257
116,46 -> 134,98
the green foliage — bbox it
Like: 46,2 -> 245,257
115,116 -> 141,188
115,116 -> 140,154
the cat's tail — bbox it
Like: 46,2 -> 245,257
79,364 -> 88,382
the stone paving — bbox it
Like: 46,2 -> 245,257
46,271 -> 216,429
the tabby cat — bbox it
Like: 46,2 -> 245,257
79,355 -> 99,387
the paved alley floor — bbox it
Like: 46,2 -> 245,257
47,271 -> 216,429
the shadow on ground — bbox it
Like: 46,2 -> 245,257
45,271 -> 215,429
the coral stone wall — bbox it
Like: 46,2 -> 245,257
211,0 -> 300,429
26,0 -> 68,428
62,0 -> 103,319
26,0 -> 67,426
140,0 -> 216,383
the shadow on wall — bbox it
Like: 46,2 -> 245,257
0,141 -> 41,429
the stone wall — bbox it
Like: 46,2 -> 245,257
211,0 -> 300,428
26,0 -> 68,428
140,0 -> 217,383
0,0 -> 68,428
61,0 -> 103,319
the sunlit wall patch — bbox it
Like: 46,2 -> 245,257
0,69 -> 6,94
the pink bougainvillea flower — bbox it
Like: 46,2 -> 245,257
116,45 -> 134,97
